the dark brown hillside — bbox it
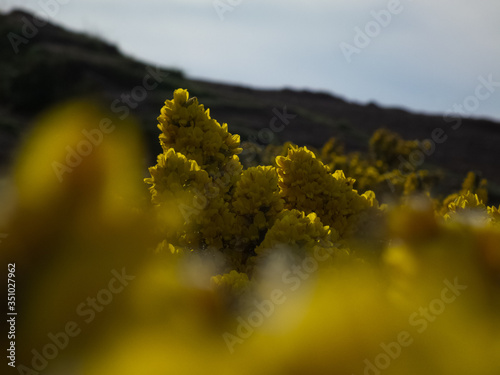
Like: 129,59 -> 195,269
1,9 -> 499,200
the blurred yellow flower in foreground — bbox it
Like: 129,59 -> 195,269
1,92 -> 500,375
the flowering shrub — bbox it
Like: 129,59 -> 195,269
3,91 -> 500,375
369,128 -> 421,168
145,89 -> 382,271
157,89 -> 242,185
232,166 -> 284,245
144,88 -> 500,276
255,209 -> 341,259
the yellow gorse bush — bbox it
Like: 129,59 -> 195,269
3,90 -> 500,375
232,166 -> 284,245
146,89 -> 381,272
276,146 -> 378,238
157,88 -> 242,192
145,88 -> 500,283
254,209 -> 344,265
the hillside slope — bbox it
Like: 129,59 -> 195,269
1,9 -> 499,197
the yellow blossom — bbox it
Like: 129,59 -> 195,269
157,88 -> 242,190
276,146 -> 378,237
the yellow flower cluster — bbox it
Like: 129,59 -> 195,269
145,148 -> 210,206
145,89 -> 497,293
145,148 -> 210,247
319,137 -> 344,163
210,270 -> 250,296
461,171 -> 488,203
155,239 -> 184,256
250,133 -> 437,198
369,128 -> 421,168
447,191 -> 485,213
157,88 -> 242,192
147,90 -> 364,266
147,89 -> 245,250
441,191 -> 500,226
318,135 -> 438,196
255,209 -> 343,261
276,146 -> 377,237
232,166 -> 284,244
488,205 -> 500,224
324,150 -> 381,193
440,171 -> 489,212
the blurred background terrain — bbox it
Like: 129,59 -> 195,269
1,9 -> 499,201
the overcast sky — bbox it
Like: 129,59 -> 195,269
3,0 -> 500,121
